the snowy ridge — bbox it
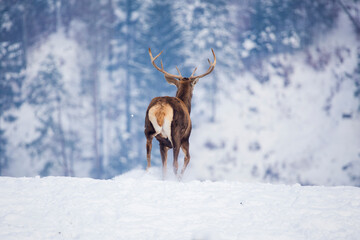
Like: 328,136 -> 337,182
1,169 -> 359,240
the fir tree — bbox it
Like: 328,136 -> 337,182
26,54 -> 73,176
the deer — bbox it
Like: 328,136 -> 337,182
144,48 -> 216,179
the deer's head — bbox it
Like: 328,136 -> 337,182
148,48 -> 216,94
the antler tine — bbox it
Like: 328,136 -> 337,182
190,48 -> 216,80
149,48 -> 163,62
191,67 -> 198,77
149,48 -> 182,79
176,66 -> 182,77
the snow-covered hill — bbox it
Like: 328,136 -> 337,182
1,169 -> 359,240
190,13 -> 360,186
3,8 -> 359,186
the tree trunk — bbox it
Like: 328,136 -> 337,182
92,63 -> 102,179
56,92 -> 69,176
337,0 -> 360,33
210,73 -> 217,123
22,3 -> 28,67
125,0 -> 133,134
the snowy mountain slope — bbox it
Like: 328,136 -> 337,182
190,13 -> 360,186
1,169 -> 359,240
2,2 -> 359,186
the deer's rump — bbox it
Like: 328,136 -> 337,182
145,96 -> 192,149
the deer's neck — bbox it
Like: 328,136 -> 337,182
176,83 -> 193,114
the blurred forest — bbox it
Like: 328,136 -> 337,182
1,0 -> 360,185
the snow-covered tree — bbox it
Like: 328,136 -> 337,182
0,2 -> 26,174
25,54 -> 71,176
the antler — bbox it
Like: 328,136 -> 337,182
189,48 -> 216,80
149,48 -> 182,79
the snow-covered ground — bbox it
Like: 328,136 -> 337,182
1,169 -> 359,240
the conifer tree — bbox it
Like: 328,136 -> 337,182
26,54 -> 73,176
0,2 -> 26,174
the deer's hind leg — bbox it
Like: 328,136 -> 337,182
146,137 -> 153,170
180,140 -> 190,177
171,136 -> 181,176
160,143 -> 169,179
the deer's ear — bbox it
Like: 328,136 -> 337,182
165,76 -> 179,87
191,78 -> 199,86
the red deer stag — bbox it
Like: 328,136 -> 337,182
144,48 -> 216,178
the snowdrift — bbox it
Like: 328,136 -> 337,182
1,169 -> 359,240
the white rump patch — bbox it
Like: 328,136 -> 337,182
148,104 -> 173,145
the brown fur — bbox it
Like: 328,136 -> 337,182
150,102 -> 173,127
145,96 -> 191,143
155,111 -> 165,126
145,48 -> 215,179
144,80 -> 194,178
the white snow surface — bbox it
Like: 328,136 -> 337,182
1,169 -> 360,240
